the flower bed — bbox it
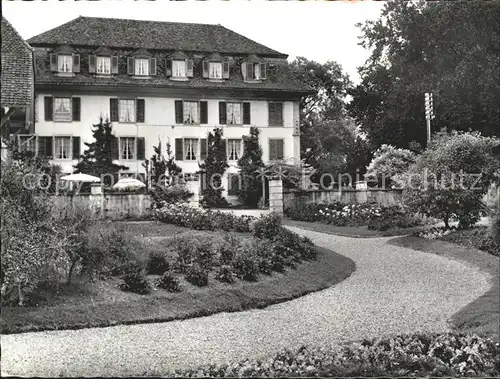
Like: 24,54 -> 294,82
285,202 -> 424,231
171,333 -> 500,377
154,203 -> 255,232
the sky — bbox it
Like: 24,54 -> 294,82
2,0 -> 384,84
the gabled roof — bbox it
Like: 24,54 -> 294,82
27,16 -> 288,58
1,17 -> 34,108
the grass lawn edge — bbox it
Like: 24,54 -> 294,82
1,245 -> 355,335
388,235 -> 499,342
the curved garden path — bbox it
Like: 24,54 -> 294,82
1,227 -> 493,377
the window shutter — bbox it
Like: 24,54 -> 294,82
246,63 -> 253,80
200,138 -> 207,160
137,137 -> 146,160
72,136 -> 81,159
149,58 -> 157,76
88,55 -> 96,74
269,139 -> 278,161
111,136 -> 119,160
165,58 -> 172,77
277,139 -> 284,160
202,60 -> 209,78
73,54 -> 80,73
222,62 -> 230,79
72,97 -> 81,121
175,138 -> 183,160
186,59 -> 194,78
110,98 -> 119,122
136,99 -> 145,123
50,54 -> 58,71
38,137 -> 52,158
127,57 -> 135,75
260,63 -> 267,80
243,102 -> 251,125
174,100 -> 183,124
221,139 -> 227,160
200,101 -> 208,124
276,102 -> 283,125
111,56 -> 119,74
219,101 -> 227,124
44,96 -> 53,121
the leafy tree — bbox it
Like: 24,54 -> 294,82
237,127 -> 265,207
199,128 -> 229,207
366,144 -> 416,188
349,0 -> 500,149
74,117 -> 128,186
402,131 -> 500,229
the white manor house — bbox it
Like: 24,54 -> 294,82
20,16 -> 312,196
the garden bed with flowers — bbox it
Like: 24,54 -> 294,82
170,333 -> 500,377
284,202 -> 430,237
1,213 -> 355,334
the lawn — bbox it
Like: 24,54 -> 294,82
1,221 -> 355,334
389,235 -> 499,342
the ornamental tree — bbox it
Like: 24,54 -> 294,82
366,144 -> 416,188
237,126 -> 265,207
74,117 -> 128,186
199,128 -> 229,207
402,131 -> 500,229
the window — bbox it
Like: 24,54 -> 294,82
227,174 -> 241,196
119,99 -> 136,123
268,102 -> 284,126
54,98 -> 72,122
120,137 -> 136,160
54,137 -> 71,160
135,58 -> 149,76
96,56 -> 111,74
184,139 -> 198,161
172,60 -> 186,77
58,55 -> 73,73
227,103 -> 242,125
253,63 -> 261,80
227,139 -> 242,161
269,139 -> 284,161
209,62 -> 223,79
19,135 -> 37,154
183,101 -> 199,124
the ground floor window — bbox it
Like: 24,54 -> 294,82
54,136 -> 71,159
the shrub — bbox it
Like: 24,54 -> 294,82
185,264 -> 209,287
146,251 -> 170,275
119,262 -> 150,295
253,240 -> 275,275
154,203 -> 255,232
215,265 -> 235,283
155,271 -> 181,292
365,144 -> 416,188
231,243 -> 259,281
252,212 -> 283,240
216,234 -> 239,266
171,333 -> 500,378
403,131 -> 500,229
150,184 -> 193,208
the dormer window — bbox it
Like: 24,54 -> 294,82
58,55 -> 73,73
242,54 -> 267,82
209,62 -> 223,79
166,52 -> 193,80
127,49 -> 156,77
50,46 -> 80,76
96,56 -> 111,74
202,53 -> 229,80
172,60 -> 186,78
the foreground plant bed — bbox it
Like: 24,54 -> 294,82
0,245 -> 355,334
169,333 -> 500,377
389,236 -> 499,341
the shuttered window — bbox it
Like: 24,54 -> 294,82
268,102 -> 284,126
183,101 -> 199,124
172,60 -> 186,77
119,99 -> 136,123
134,58 -> 149,76
209,62 -> 223,79
54,98 -> 72,122
243,102 -> 251,125
54,136 -> 72,160
269,139 -> 284,161
97,56 -> 111,74
226,102 -> 242,125
227,139 -> 242,161
58,55 -> 72,73
120,137 -> 136,160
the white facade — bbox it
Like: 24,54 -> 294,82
33,93 -> 301,175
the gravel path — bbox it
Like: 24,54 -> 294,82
1,227 -> 492,377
